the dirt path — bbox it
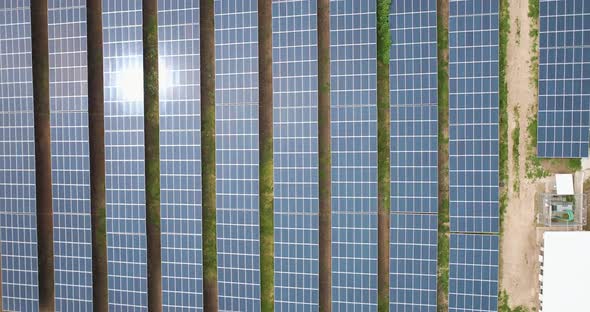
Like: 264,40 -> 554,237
200,0 -> 218,310
31,1 -> 55,310
502,0 -> 544,309
317,1 -> 332,311
87,0 -> 108,310
436,0 -> 450,310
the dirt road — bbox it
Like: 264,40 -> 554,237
502,0 -> 546,309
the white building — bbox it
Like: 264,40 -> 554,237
539,231 -> 590,312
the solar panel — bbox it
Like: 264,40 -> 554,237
537,0 -> 590,158
102,0 -> 148,310
48,1 -> 92,310
389,214 -> 437,311
158,1 -> 203,311
272,0 -> 319,310
449,0 -> 500,234
0,2 -> 40,311
389,1 -> 439,309
214,1 -> 261,310
390,0 -> 438,215
330,1 -> 378,309
449,234 -> 499,312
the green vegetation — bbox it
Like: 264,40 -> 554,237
202,88 -> 217,283
529,0 -> 540,86
512,107 -> 521,194
260,139 -> 274,312
515,18 -> 521,44
525,113 -> 549,180
144,14 -> 160,229
377,1 -> 391,310
436,3 -> 450,310
499,0 -> 509,232
499,0 -> 509,190
498,291 -> 530,312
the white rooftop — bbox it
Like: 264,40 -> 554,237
541,231 -> 590,312
555,174 -> 574,195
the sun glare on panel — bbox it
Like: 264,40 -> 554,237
117,66 -> 144,102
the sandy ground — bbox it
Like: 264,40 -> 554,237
502,0 -> 547,309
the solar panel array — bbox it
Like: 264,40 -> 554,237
158,1 -> 203,311
102,0 -> 148,310
48,1 -> 92,310
389,214 -> 437,310
449,0 -> 500,234
449,234 -> 499,312
0,1 -> 39,311
330,1 -> 378,310
214,1 -> 261,310
537,0 -> 590,158
449,1 -> 500,311
389,0 -> 438,310
272,0 -> 319,310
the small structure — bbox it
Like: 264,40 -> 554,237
537,174 -> 586,227
555,174 -> 574,195
539,231 -> 590,312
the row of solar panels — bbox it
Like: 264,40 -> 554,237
537,0 -> 590,158
0,0 -> 503,311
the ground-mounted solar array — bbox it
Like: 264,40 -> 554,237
389,0 -> 439,310
0,1 -> 40,311
449,0 -> 500,311
272,0 -> 320,310
48,1 -> 93,310
389,214 -> 437,311
330,0 -> 378,310
214,0 -> 261,310
102,0 -> 148,310
449,0 -> 500,235
537,0 -> 590,158
158,1 -> 203,311
449,234 -> 499,312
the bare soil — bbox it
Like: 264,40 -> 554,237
31,1 -> 54,310
86,0 -> 108,310
502,0 -> 545,309
317,0 -> 332,311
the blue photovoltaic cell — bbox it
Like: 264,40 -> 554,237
389,214 -> 437,311
330,1 -> 378,310
537,0 -> 590,158
48,1 -> 93,310
449,234 -> 499,312
214,1 -> 261,310
389,1 -> 439,310
158,1 -> 203,311
0,1 -> 39,311
449,0 -> 500,234
102,0 -> 148,310
272,0 -> 319,310
390,0 -> 438,215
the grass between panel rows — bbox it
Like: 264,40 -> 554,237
376,0 -> 391,311
499,0 -> 509,230
436,1 -> 450,309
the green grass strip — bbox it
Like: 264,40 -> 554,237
260,139 -> 274,312
376,0 -> 391,311
436,2 -> 450,310
499,0 -> 510,230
